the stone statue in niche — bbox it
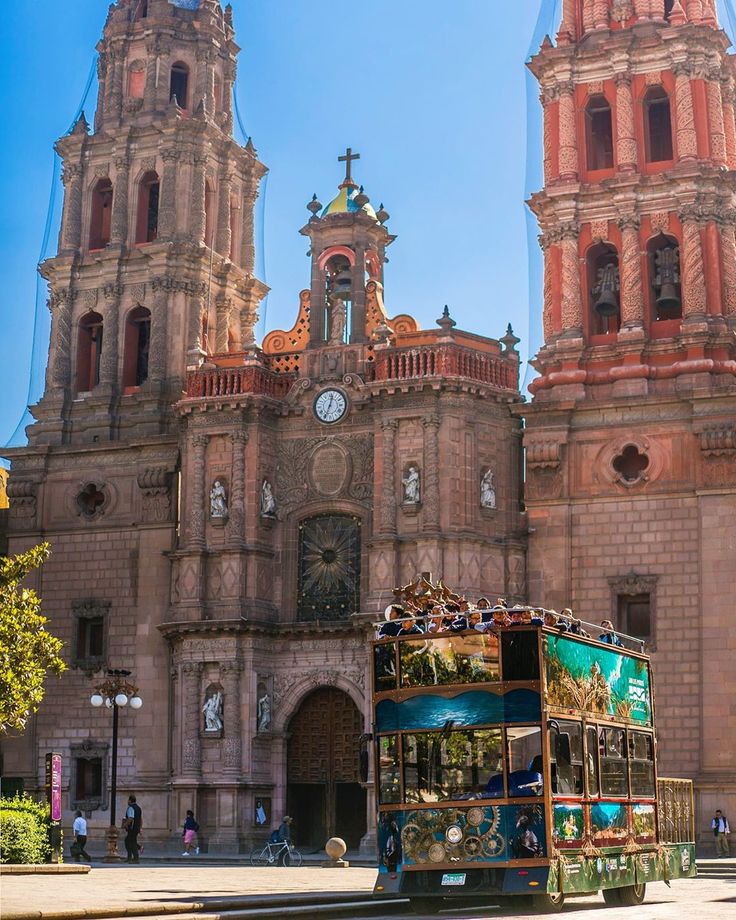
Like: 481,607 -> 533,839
257,693 -> 271,733
260,480 -> 277,517
202,689 -> 223,732
480,469 -> 497,509
327,296 -> 347,345
210,480 -> 228,519
402,466 -> 421,504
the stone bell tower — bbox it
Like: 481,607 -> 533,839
33,0 -> 267,445
522,0 -> 736,841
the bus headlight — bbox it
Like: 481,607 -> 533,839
446,825 -> 463,845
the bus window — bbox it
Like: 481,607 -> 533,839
507,726 -> 543,797
585,725 -> 599,797
549,720 -> 584,796
378,735 -> 402,804
629,731 -> 655,797
374,643 -> 397,693
599,727 -> 629,796
501,630 -> 540,681
399,633 -> 499,688
402,729 -> 503,803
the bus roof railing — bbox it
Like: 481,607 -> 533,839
371,604 -> 647,653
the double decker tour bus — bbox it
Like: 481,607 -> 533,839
370,597 -> 695,914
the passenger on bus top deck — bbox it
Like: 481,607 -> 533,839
509,610 -> 525,626
467,610 -> 484,631
427,606 -> 446,633
543,611 -> 558,629
398,610 -> 424,636
476,597 -> 491,610
599,620 -> 623,647
492,608 -> 510,628
378,604 -> 404,638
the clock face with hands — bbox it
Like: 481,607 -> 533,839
314,389 -> 348,424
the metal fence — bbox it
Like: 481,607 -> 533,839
658,777 -> 695,844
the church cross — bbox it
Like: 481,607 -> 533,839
338,147 -> 361,184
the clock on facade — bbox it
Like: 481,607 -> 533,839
314,389 -> 348,424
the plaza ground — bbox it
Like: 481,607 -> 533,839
1,860 -> 733,920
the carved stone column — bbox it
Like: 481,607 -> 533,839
558,82 -> 579,180
148,290 -> 169,384
221,662 -> 243,776
593,0 -> 609,28
95,53 -> 107,131
99,293 -> 120,387
557,0 -> 576,42
560,223 -> 583,333
189,433 -> 208,549
618,217 -> 644,329
155,47 -> 173,111
706,71 -> 727,167
191,155 -> 207,245
541,86 -> 559,184
240,182 -> 258,273
633,0 -> 652,19
422,415 -> 441,532
686,0 -> 704,22
720,79 -> 736,169
615,74 -> 638,172
542,237 -> 556,343
108,46 -> 126,121
158,150 -> 180,239
181,662 -> 202,779
216,171 -> 234,256
144,39 -> 158,110
221,61 -> 236,134
188,294 -> 206,355
674,64 -> 698,161
227,431 -> 248,548
215,297 -> 232,353
195,49 -> 211,109
680,208 -> 708,319
720,214 -> 736,320
61,164 -> 84,251
47,290 -> 74,391
380,419 -> 398,535
110,156 -> 131,245
582,1 -> 595,32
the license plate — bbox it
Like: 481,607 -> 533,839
441,873 -> 466,886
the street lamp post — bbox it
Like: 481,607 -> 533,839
90,669 -> 143,860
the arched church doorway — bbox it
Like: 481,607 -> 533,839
286,687 -> 366,850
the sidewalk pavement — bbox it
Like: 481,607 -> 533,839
0,865 -> 379,920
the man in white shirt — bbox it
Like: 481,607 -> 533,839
72,810 -> 92,862
712,809 -> 731,857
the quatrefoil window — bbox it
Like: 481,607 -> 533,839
613,445 -> 649,483
77,483 -> 107,518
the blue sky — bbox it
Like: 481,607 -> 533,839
0,0 -> 551,446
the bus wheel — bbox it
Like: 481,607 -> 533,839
602,887 -> 621,905
531,892 -> 565,913
410,898 -> 444,915
617,883 -> 646,906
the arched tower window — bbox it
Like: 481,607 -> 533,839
89,178 -> 113,250
122,306 -> 151,389
170,62 -> 190,109
648,234 -> 682,320
132,0 -> 148,20
204,180 -> 216,247
297,514 -> 361,622
324,254 -> 353,344
136,171 -> 160,244
76,312 -> 104,393
214,75 -> 223,113
588,243 -> 621,334
644,87 -> 673,163
585,95 -> 614,171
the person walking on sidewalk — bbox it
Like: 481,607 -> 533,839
123,795 -> 143,863
712,809 -> 731,857
181,810 -> 200,856
71,810 -> 92,862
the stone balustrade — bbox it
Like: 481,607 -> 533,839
185,365 -> 295,399
374,343 -> 517,390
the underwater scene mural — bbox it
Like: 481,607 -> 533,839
545,635 -> 652,724
375,689 -> 541,732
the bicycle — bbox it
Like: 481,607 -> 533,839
250,839 -> 303,867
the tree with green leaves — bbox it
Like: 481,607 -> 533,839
0,544 -> 65,734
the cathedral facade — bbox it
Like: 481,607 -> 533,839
1,0 -> 734,852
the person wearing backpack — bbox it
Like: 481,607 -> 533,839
181,810 -> 200,855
